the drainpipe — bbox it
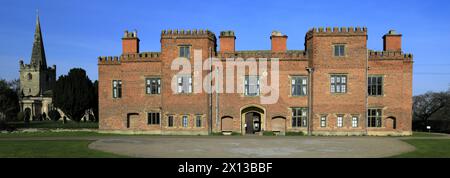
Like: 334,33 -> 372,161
209,47 -> 213,135
306,67 -> 314,136
365,49 -> 369,136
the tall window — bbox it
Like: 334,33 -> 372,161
337,115 -> 343,128
292,108 -> 308,128
320,116 -> 327,128
245,76 -> 260,96
146,78 -> 161,95
182,115 -> 189,128
368,109 -> 382,128
195,115 -> 202,128
291,76 -> 308,96
177,75 -> 192,94
179,46 -> 190,58
368,76 -> 383,96
112,80 -> 122,98
334,44 -> 345,57
331,75 -> 347,93
147,112 -> 160,125
352,116 -> 359,128
168,115 -> 174,127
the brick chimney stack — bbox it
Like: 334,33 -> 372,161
122,30 -> 140,54
219,31 -> 236,53
271,31 -> 288,52
383,30 -> 402,51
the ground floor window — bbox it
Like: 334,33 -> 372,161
195,115 -> 202,128
352,116 -> 358,128
168,115 -> 174,127
368,109 -> 382,127
337,115 -> 343,128
147,112 -> 160,125
320,116 -> 327,128
292,108 -> 307,128
182,115 -> 189,128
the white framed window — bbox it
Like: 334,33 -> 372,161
292,108 -> 308,128
182,115 -> 189,128
245,76 -> 260,96
320,116 -> 327,128
179,45 -> 190,58
112,80 -> 122,98
177,75 -> 192,94
195,115 -> 202,128
352,116 -> 358,128
337,115 -> 343,128
146,78 -> 161,95
291,76 -> 308,96
331,75 -> 347,94
334,44 -> 345,57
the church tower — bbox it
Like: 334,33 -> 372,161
19,12 -> 56,120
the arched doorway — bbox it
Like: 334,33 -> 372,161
240,105 -> 265,135
221,116 -> 234,132
126,113 -> 139,129
386,116 -> 397,130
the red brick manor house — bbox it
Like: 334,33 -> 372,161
98,27 -> 413,136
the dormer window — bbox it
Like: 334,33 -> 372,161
334,44 -> 345,57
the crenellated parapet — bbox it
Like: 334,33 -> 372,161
98,56 -> 121,65
368,50 -> 413,61
218,50 -> 307,60
306,27 -> 367,39
98,52 -> 161,65
161,29 -> 216,41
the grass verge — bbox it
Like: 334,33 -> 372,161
392,139 -> 450,158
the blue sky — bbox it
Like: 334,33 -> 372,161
0,0 -> 449,95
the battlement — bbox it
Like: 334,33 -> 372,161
306,27 -> 367,39
218,50 -> 307,60
161,29 -> 216,40
98,56 -> 121,65
98,52 -> 161,65
20,60 -> 56,71
368,50 -> 413,61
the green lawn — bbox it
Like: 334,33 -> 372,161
392,139 -> 450,158
0,131 -> 116,138
411,132 -> 445,137
0,140 -> 127,158
8,120 -> 98,129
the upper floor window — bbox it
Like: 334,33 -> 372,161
147,112 -> 160,125
112,80 -> 122,98
245,76 -> 260,96
330,75 -> 347,94
146,78 -> 161,95
179,45 -> 190,58
292,108 -> 308,128
177,75 -> 192,94
291,76 -> 307,96
334,44 -> 345,57
368,76 -> 383,96
195,115 -> 202,128
368,109 -> 382,128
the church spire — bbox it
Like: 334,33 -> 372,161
30,10 -> 47,68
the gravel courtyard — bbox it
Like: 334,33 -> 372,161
89,136 -> 416,158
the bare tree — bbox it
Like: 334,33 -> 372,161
413,91 -> 450,126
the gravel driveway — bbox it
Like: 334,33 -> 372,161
89,136 -> 416,158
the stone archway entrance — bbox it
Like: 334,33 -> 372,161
240,105 -> 265,135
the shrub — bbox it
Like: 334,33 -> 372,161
286,132 -> 305,136
16,112 -> 25,122
48,110 -> 61,121
263,131 -> 275,136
